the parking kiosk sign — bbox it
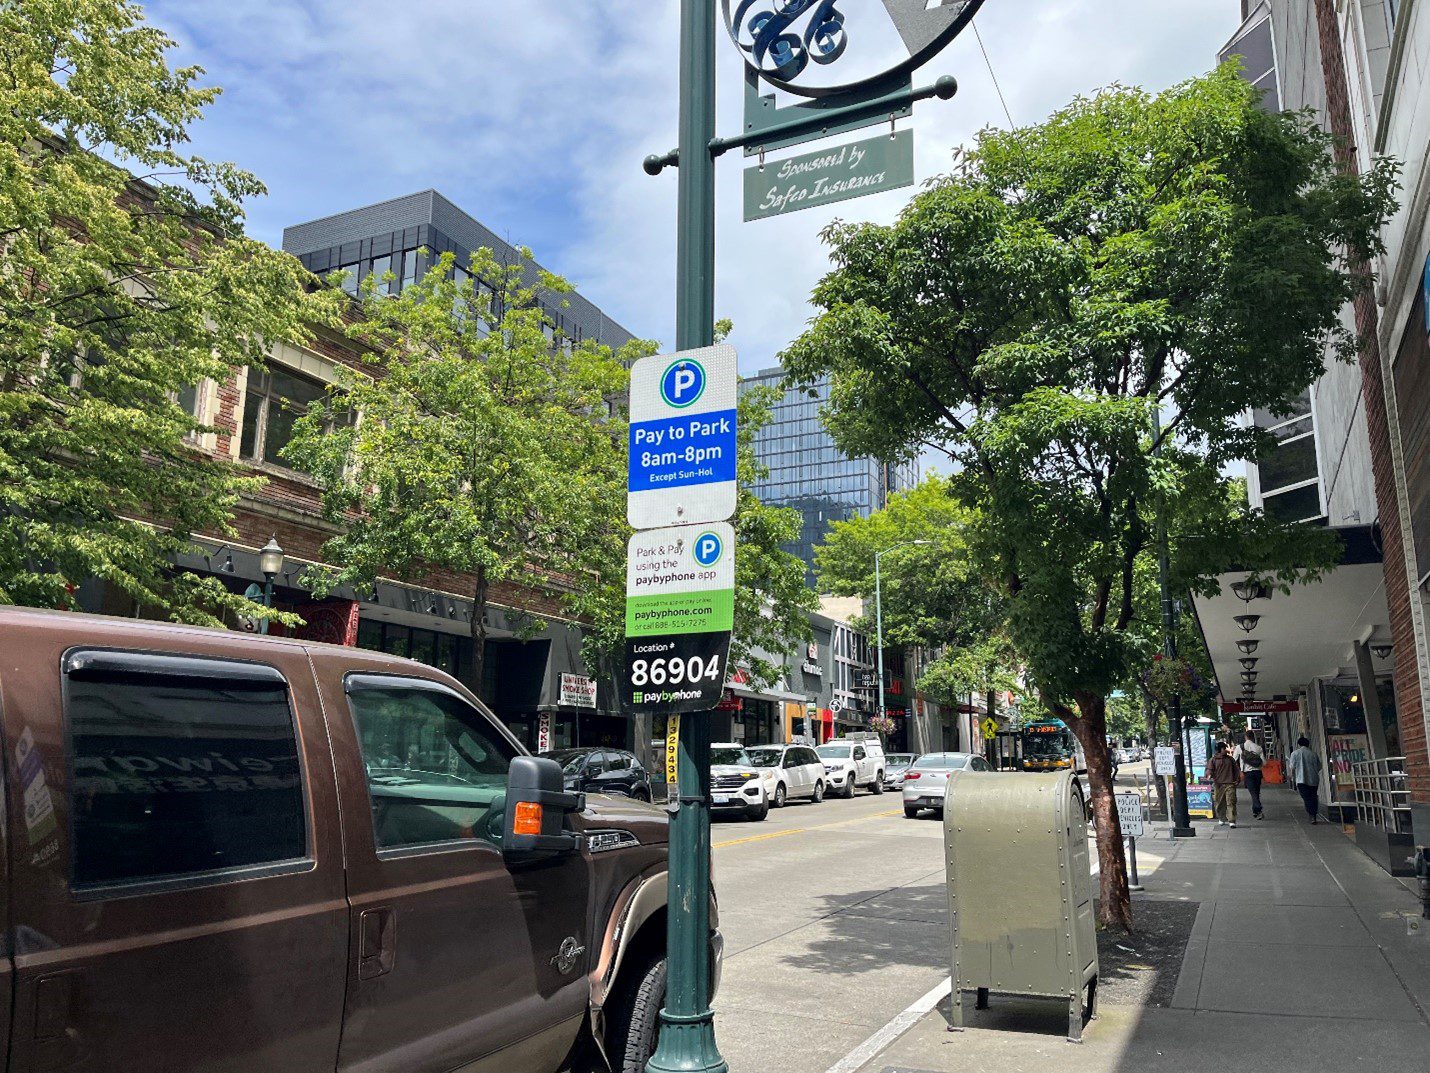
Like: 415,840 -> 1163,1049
627,345 -> 738,529
624,523 -> 735,714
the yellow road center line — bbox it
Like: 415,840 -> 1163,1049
713,807 -> 903,848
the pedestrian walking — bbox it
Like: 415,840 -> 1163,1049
1289,736 -> 1323,824
1234,730 -> 1266,820
1208,741 -> 1241,828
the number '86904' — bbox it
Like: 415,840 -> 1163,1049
630,656 -> 722,687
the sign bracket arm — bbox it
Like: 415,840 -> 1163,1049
642,74 -> 958,176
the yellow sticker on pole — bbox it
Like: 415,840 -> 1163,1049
665,714 -> 681,791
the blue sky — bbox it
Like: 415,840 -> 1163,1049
144,1 -> 1235,370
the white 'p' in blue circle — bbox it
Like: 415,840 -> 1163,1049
661,359 -> 706,409
692,531 -> 723,567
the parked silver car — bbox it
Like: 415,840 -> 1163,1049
883,753 -> 919,790
902,752 -> 992,818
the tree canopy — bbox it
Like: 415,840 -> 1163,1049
1,0 -> 340,624
783,66 -> 1396,927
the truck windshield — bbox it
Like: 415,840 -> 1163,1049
816,745 -> 851,760
745,748 -> 782,767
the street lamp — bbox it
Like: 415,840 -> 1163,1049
875,540 -> 931,749
258,536 -> 284,635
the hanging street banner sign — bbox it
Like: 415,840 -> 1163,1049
627,345 -> 738,530
744,129 -> 914,221
624,523 -> 736,714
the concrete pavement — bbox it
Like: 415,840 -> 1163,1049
845,782 -> 1430,1073
710,787 -> 949,1073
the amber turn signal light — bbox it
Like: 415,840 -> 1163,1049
513,801 -> 544,836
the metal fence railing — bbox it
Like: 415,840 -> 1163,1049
1351,757 -> 1412,834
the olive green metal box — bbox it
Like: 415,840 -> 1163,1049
944,769 -> 1099,1041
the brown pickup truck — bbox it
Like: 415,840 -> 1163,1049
0,606 -> 718,1073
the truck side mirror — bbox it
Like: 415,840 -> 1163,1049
502,756 -> 585,867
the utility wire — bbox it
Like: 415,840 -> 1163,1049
973,23 -> 1014,128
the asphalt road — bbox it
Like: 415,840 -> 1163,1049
710,785 -> 949,1073
707,763 -> 1156,1073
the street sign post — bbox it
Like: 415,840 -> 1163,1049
628,345 -> 738,530
644,4 -> 981,1068
625,523 -> 735,714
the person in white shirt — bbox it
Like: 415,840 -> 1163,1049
1233,730 -> 1266,820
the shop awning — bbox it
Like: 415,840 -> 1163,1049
1190,526 -> 1391,702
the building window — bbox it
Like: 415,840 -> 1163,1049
370,254 -> 393,294
401,249 -> 420,291
338,263 -> 361,296
346,678 -> 515,850
356,619 -> 470,682
1259,433 -> 1318,492
64,655 -> 307,890
240,367 -> 329,470
1262,482 -> 1322,523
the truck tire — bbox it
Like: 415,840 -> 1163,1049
608,952 -> 666,1073
871,772 -> 884,794
843,777 -> 856,799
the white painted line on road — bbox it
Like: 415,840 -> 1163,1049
823,976 -> 951,1073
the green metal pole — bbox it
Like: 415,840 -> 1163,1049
647,0 -> 726,1070
1153,406 -> 1195,838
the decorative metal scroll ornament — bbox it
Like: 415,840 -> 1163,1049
724,0 -> 985,98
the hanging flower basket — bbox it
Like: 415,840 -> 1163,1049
1140,655 -> 1214,709
868,713 -> 897,737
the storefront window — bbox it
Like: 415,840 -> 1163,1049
356,618 -> 471,683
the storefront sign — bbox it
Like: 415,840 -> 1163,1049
1221,699 -> 1298,714
536,712 -> 552,753
626,345 -> 738,529
744,130 -> 915,221
559,673 -> 597,709
1327,733 -> 1369,800
1186,783 -> 1214,819
801,659 -> 822,675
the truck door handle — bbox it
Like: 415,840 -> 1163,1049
359,908 -> 396,980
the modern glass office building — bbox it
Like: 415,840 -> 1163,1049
742,366 -> 917,584
282,189 -> 637,353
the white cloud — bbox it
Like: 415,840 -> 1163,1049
148,0 -> 1233,368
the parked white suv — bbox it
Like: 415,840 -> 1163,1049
816,738 -> 886,798
710,743 -> 769,821
745,744 -> 827,807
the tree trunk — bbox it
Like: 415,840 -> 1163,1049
469,565 -> 489,702
1066,693 -> 1133,931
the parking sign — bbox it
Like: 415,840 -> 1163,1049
627,345 -> 738,529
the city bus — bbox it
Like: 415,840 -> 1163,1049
1019,719 -> 1087,773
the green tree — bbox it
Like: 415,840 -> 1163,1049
286,249 -> 639,696
0,0 -> 339,624
783,66 -> 1393,927
815,476 -> 1017,727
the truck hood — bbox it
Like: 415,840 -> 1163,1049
575,795 -> 669,846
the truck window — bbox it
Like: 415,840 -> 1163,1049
64,655 -> 306,890
346,679 -> 515,850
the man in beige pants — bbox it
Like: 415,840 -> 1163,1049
1208,741 -> 1242,828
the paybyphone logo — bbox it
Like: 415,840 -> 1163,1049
660,358 -> 706,409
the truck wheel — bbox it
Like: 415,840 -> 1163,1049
871,773 -> 885,795
608,952 -> 666,1073
843,778 -> 856,799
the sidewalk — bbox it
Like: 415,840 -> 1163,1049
846,784 -> 1429,1072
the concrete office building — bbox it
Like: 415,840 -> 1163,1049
270,191 -> 642,752
1196,2 -> 1430,890
741,366 -> 918,584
